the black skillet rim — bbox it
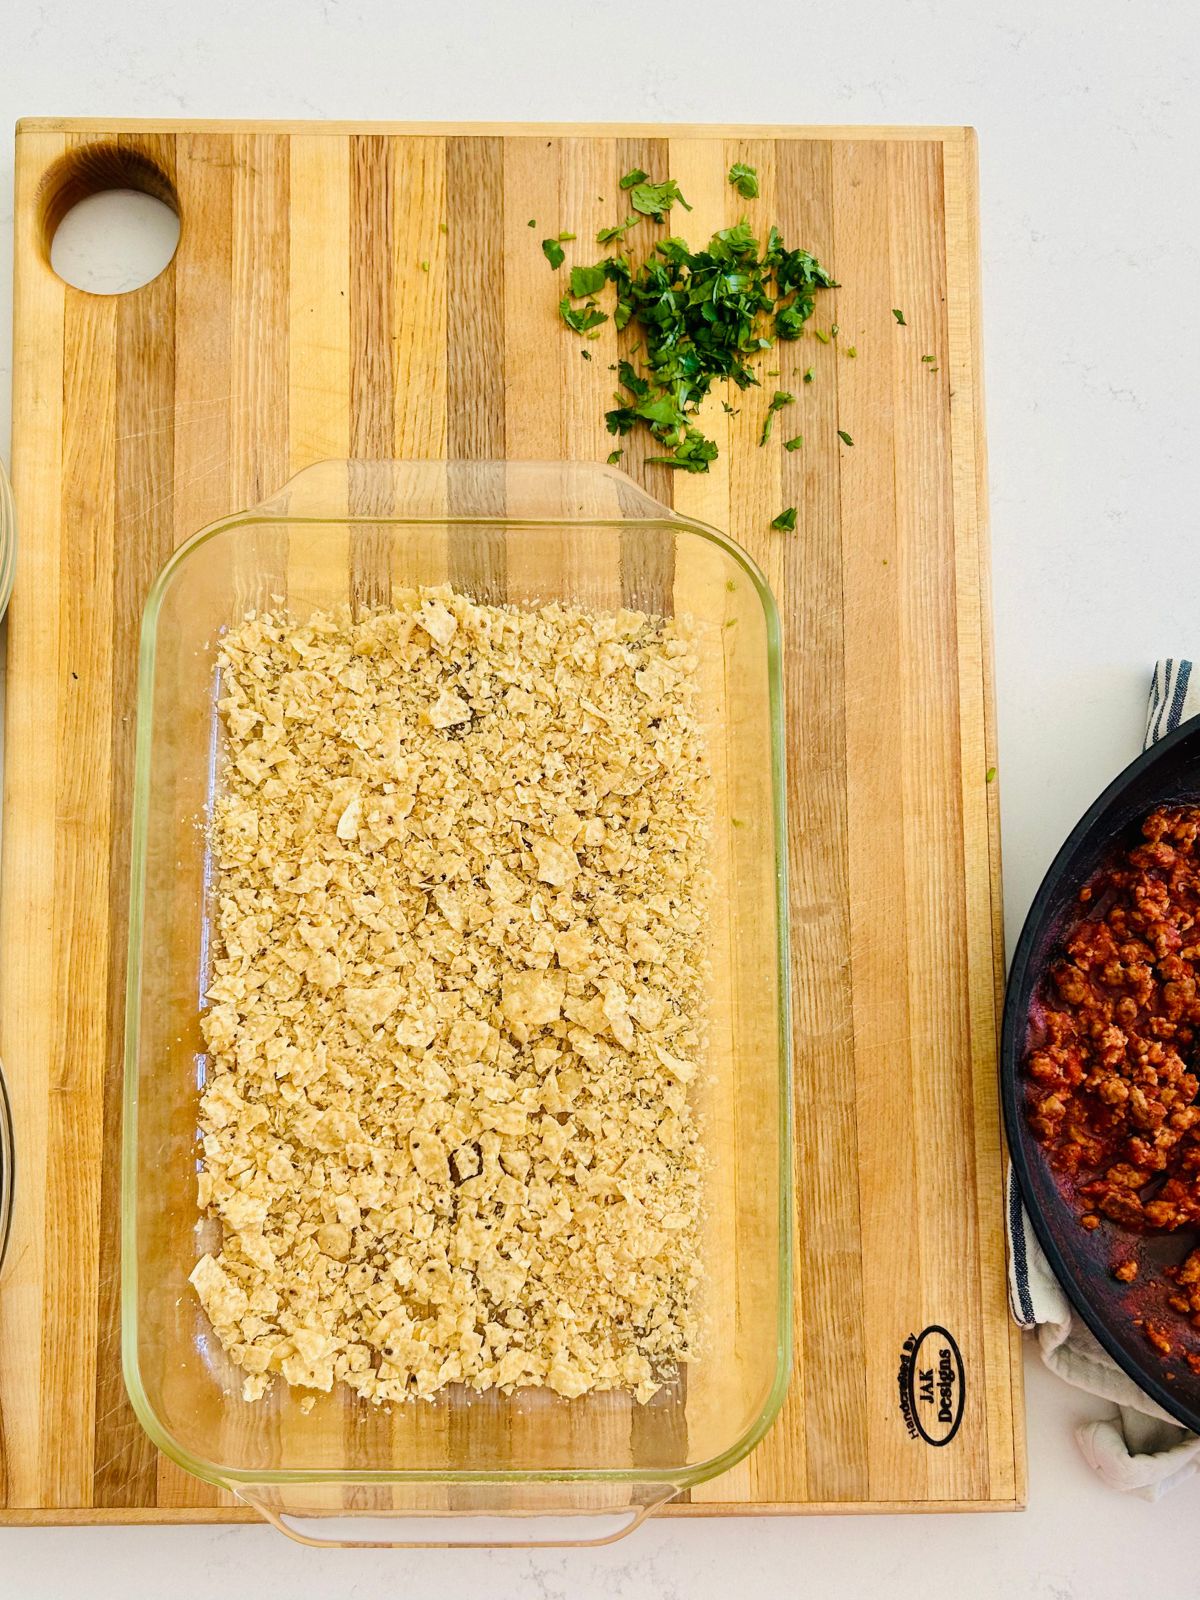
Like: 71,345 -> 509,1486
1001,714 -> 1200,1434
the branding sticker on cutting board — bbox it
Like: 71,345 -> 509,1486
897,1325 -> 965,1447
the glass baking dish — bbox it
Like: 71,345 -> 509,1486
122,461 -> 791,1547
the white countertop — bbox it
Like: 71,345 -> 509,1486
2,0 -> 1198,1593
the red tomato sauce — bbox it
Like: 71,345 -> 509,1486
1026,805 -> 1200,1369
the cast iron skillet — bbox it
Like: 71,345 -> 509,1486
1002,714 -> 1200,1432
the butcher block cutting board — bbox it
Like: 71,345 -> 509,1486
0,118 -> 1023,1521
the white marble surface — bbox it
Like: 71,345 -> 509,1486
2,0 -> 1199,1592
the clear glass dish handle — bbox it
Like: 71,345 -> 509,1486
251,458 -> 675,527
231,1481 -> 680,1549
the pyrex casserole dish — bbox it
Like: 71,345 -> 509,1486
122,460 -> 791,1546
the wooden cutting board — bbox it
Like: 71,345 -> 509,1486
0,118 -> 1023,1522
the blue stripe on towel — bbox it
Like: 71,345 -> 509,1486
1145,663 -> 1163,750
1152,658 -> 1173,746
1167,660 -> 1192,736
1008,1169 -> 1036,1326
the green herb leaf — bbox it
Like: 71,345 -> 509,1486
759,389 -> 795,447
831,323 -> 840,338
646,426 -> 719,473
419,259 -> 429,272
837,429 -> 854,446
619,168 -> 648,190
569,262 -> 608,298
774,304 -> 807,340
813,328 -> 830,344
542,238 -> 565,269
727,162 -> 760,199
527,218 -> 536,228
597,214 -> 638,245
803,367 -> 815,383
892,308 -> 906,325
629,178 -> 692,221
607,448 -> 623,465
581,349 -> 592,360
439,222 -> 449,233
558,230 -> 577,242
783,435 -> 803,451
846,345 -> 857,358
722,400 -> 739,416
921,353 -> 936,362
559,296 -> 609,334
771,506 -> 798,532
986,766 -> 997,783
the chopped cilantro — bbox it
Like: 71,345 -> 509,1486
558,230 -> 577,242
784,435 -> 803,451
569,263 -> 608,298
831,323 -> 840,338
759,389 -> 795,447
542,238 -> 565,269
619,168 -> 648,190
722,400 -> 739,416
986,766 -> 997,783
597,215 -> 638,245
921,354 -> 936,362
892,308 -> 906,325
527,218 -> 536,228
725,578 -> 736,592
419,259 -> 429,272
439,222 -> 448,233
728,162 -> 760,199
803,367 -> 814,383
607,448 -> 623,465
846,345 -> 857,357
646,427 -> 719,473
581,349 -> 592,360
771,506 -> 798,533
837,429 -> 854,446
629,177 -> 692,221
559,297 -> 608,334
552,202 -> 835,476
813,328 -> 830,344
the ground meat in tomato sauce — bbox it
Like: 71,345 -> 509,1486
1026,805 -> 1200,1357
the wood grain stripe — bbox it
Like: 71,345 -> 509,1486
92,133 -> 180,1512
889,138 -> 985,1500
0,127 -> 68,1510
150,128 -> 237,1513
943,129 -> 1025,1504
833,137 -> 921,1498
447,136 -> 506,599
774,135 -> 867,1505
38,270 -> 115,1510
350,135 -> 396,465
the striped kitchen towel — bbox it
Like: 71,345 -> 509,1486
1007,658 -> 1200,1498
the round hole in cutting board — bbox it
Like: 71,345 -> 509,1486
50,190 -> 179,294
38,143 -> 180,295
